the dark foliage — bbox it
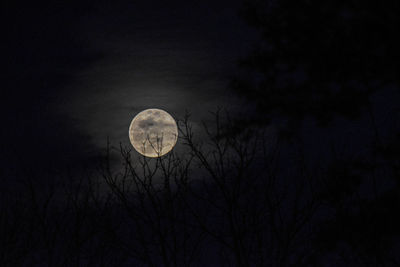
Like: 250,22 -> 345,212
233,0 -> 400,127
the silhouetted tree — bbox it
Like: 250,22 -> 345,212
233,0 -> 400,128
230,0 -> 400,265
2,108 -> 400,266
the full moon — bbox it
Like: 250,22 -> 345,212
129,108 -> 178,157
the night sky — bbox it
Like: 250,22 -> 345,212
2,0 -> 400,266
3,0 -> 256,172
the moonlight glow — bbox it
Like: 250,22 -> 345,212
129,108 -> 178,157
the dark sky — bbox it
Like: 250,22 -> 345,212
2,0 -> 257,173
2,0 -> 398,177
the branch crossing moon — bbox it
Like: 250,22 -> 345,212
129,108 -> 178,157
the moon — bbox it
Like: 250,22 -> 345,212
129,108 -> 178,157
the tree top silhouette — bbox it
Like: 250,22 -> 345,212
234,0 -> 400,126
